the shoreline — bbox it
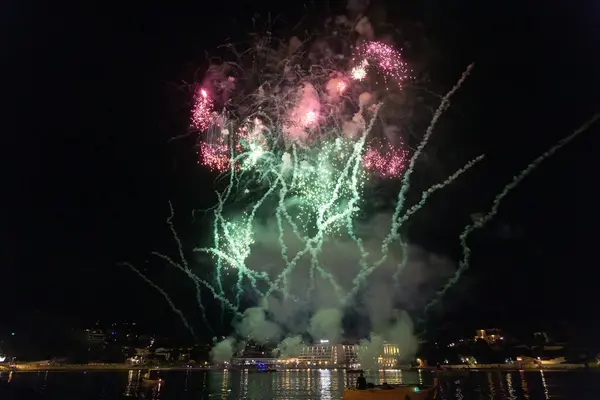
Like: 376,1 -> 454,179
1,363 -> 596,373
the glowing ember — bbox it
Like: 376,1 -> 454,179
198,139 -> 229,172
362,145 -> 409,179
191,88 -> 216,131
362,41 -> 410,83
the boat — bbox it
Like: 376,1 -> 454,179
246,365 -> 278,373
343,382 -> 439,400
346,369 -> 364,374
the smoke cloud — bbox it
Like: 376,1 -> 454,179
235,307 -> 281,344
357,334 -> 384,370
357,311 -> 418,370
210,337 -> 236,363
274,335 -> 305,358
308,308 -> 344,343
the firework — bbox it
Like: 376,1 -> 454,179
124,15 -> 597,340
198,139 -> 229,172
362,144 -> 409,179
191,88 -> 216,131
362,41 -> 410,83
350,41 -> 410,85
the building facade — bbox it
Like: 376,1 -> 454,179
295,342 -> 401,368
230,340 -> 403,368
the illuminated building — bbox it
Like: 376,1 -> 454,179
474,329 -> 503,344
231,340 -> 403,368
296,341 -> 401,368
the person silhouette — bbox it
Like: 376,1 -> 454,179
356,373 -> 367,390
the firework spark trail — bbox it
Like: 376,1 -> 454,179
383,64 -> 475,255
346,65 -> 475,300
152,251 -> 242,317
210,160 -> 241,305
151,252 -> 214,334
233,176 -> 283,306
306,146 -> 363,300
264,107 -> 382,300
424,113 -> 600,316
304,107 -> 381,300
166,201 -> 189,271
162,202 -> 214,332
397,155 -> 485,227
121,261 -> 196,338
389,154 -> 485,283
343,154 -> 486,303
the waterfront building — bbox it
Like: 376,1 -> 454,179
230,340 -> 402,368
295,341 -> 401,368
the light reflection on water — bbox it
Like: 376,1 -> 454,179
2,369 -> 599,399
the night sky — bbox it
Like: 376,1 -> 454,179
4,0 -> 599,342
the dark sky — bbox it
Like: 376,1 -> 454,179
3,0 -> 599,341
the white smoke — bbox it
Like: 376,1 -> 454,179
357,311 -> 418,370
357,333 -> 384,370
275,335 -> 305,358
235,307 -> 281,344
308,308 -> 344,343
210,337 -> 236,363
355,16 -> 375,39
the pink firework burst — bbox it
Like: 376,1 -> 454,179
198,138 -> 229,172
362,145 -> 409,179
191,88 -> 217,131
355,41 -> 410,84
303,110 -> 318,126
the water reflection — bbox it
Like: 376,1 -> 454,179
124,369 -> 141,396
455,382 -> 464,400
32,370 -> 49,393
319,369 -> 332,399
487,372 -> 496,399
239,370 -> 248,398
183,369 -> 190,392
8,368 -> 590,399
220,369 -> 230,399
519,370 -> 530,399
540,370 -> 550,399
506,372 -> 518,400
151,380 -> 163,400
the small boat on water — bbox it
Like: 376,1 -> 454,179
343,381 -> 439,400
346,369 -> 364,374
245,364 -> 278,373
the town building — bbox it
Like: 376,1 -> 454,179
474,329 -> 503,344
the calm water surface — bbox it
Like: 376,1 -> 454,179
1,369 -> 599,399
